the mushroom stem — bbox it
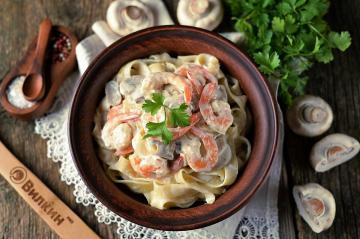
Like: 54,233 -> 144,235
303,197 -> 325,217
121,6 -> 144,24
189,0 -> 209,16
302,105 -> 327,123
293,183 -> 336,233
286,95 -> 333,137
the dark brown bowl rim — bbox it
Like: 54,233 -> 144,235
69,25 -> 279,231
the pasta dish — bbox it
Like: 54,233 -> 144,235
93,53 -> 251,209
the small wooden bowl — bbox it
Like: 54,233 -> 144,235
69,26 -> 279,231
0,26 -> 77,120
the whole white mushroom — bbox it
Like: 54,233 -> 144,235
107,0 -> 155,36
293,183 -> 336,233
177,0 -> 224,30
310,133 -> 360,172
287,95 -> 333,137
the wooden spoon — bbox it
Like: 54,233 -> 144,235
22,18 -> 52,101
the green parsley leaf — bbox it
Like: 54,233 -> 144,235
329,31 -> 352,52
152,92 -> 165,105
170,103 -> 190,127
142,93 -> 164,115
253,51 -> 280,74
276,2 -> 292,15
272,17 -> 285,32
144,122 -> 173,145
315,46 -> 334,63
142,93 -> 190,144
235,19 -> 253,34
142,99 -> 162,115
261,0 -> 273,8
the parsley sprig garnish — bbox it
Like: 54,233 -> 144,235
142,93 -> 190,144
225,0 -> 352,106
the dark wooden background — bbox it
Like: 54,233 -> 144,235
0,0 -> 359,238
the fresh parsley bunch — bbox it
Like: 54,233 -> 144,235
142,93 -> 190,144
225,0 -> 351,105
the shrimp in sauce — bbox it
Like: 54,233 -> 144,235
130,155 -> 170,179
177,64 -> 217,95
199,83 -> 233,134
182,127 -> 219,172
142,72 -> 193,104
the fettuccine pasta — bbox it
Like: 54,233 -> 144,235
93,53 -> 251,209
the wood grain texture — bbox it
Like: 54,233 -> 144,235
0,0 -> 116,238
0,0 -> 358,238
283,0 -> 360,238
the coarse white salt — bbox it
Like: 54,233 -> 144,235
6,75 -> 36,109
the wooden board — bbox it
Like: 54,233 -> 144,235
0,0 -> 359,238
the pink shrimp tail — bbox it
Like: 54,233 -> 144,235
115,145 -> 134,156
170,112 -> 201,140
199,83 -> 217,105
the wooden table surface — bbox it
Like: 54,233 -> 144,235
0,0 -> 359,238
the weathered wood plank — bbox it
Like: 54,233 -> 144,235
0,0 -> 117,238
278,163 -> 297,239
284,0 -> 360,238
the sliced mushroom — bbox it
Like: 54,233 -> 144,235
177,0 -> 224,30
105,80 -> 122,107
310,133 -> 360,172
287,95 -> 333,137
293,183 -> 336,233
106,0 -> 155,36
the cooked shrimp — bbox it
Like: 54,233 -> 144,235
101,112 -> 140,154
186,127 -> 218,172
130,155 -> 170,179
102,123 -> 133,152
115,145 -> 134,156
199,83 -> 233,134
107,104 -> 141,121
142,72 -> 193,104
177,64 -> 217,95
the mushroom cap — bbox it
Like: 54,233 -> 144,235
287,95 -> 333,137
177,0 -> 224,30
293,183 -> 336,233
310,133 -> 360,172
106,0 -> 155,36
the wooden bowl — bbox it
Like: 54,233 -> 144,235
69,26 -> 278,231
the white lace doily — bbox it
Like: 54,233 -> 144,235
34,71 -> 283,239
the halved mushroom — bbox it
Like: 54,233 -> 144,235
287,95 -> 333,137
293,183 -> 336,233
177,0 -> 224,30
106,0 -> 155,36
310,133 -> 360,172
